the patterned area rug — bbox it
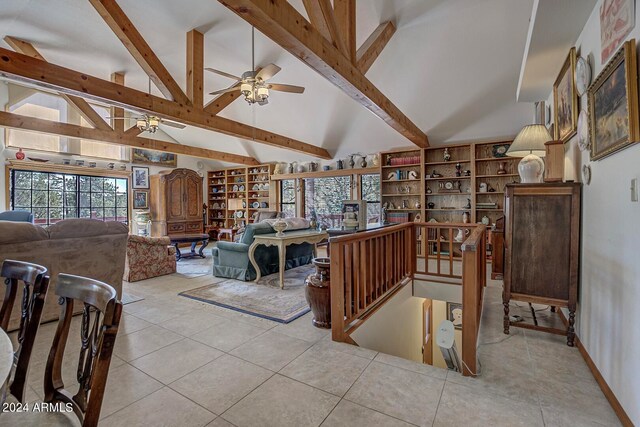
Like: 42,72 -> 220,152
179,264 -> 315,323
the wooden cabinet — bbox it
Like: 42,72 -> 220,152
150,168 -> 203,237
502,183 -> 581,346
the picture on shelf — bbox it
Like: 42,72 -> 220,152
132,148 -> 178,167
131,166 -> 150,189
133,190 -> 149,209
342,200 -> 366,229
447,302 -> 463,330
588,39 -> 639,160
553,47 -> 578,142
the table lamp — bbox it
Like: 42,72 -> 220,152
506,124 -> 551,183
227,198 -> 244,229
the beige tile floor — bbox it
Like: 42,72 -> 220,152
3,268 -> 620,427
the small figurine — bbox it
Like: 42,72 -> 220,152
427,202 -> 435,209
455,163 -> 462,177
381,206 -> 388,224
462,212 -> 470,224
426,186 -> 432,194
443,148 -> 451,162
464,170 -> 472,177
430,170 -> 442,178
463,198 -> 471,209
336,159 -> 344,170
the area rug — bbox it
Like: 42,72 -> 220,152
179,264 -> 315,323
175,248 -> 213,278
121,293 -> 144,305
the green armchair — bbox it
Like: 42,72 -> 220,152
212,222 -> 313,281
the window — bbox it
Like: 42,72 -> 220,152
279,179 -> 296,218
304,176 -> 352,228
11,170 -> 129,226
361,174 -> 381,223
7,89 -> 129,161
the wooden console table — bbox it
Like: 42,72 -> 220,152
248,230 -> 328,289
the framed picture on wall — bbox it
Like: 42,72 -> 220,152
132,148 -> 178,167
131,166 -> 150,189
600,0 -> 635,63
446,302 -> 463,330
553,47 -> 579,143
133,190 -> 149,209
588,39 -> 640,160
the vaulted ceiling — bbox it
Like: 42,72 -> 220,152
1,0 -> 535,167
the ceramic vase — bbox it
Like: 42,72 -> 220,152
15,148 -> 25,160
304,257 -> 331,328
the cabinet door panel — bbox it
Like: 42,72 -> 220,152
167,175 -> 184,221
185,173 -> 202,221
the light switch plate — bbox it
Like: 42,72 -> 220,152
632,178 -> 638,202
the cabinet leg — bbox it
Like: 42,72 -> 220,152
567,309 -> 576,347
503,301 -> 510,335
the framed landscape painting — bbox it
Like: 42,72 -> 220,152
600,0 -> 635,63
553,47 -> 578,143
132,148 -> 177,167
588,39 -> 639,160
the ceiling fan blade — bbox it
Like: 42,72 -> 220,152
205,68 -> 242,81
268,83 -> 305,94
256,63 -> 281,81
160,120 -> 186,129
209,85 -> 241,95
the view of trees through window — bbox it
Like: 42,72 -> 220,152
280,179 -> 296,218
361,174 -> 381,223
11,170 -> 129,226
304,176 -> 351,228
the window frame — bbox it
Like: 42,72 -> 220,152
279,178 -> 297,218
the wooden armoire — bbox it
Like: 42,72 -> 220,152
502,182 -> 581,346
149,168 -> 203,237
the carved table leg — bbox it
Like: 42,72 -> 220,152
190,241 -> 197,257
198,239 -> 209,258
174,243 -> 182,261
278,242 -> 286,289
567,308 -> 576,347
503,300 -> 510,335
248,241 -> 261,283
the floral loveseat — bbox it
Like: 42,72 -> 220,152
123,235 -> 177,282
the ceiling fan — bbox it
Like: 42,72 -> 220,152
107,114 -> 186,134
206,27 -> 305,105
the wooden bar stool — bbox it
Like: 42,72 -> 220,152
0,259 -> 49,403
44,273 -> 122,427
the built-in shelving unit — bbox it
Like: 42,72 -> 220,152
207,164 -> 274,228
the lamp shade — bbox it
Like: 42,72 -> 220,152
506,124 -> 551,158
227,198 -> 244,210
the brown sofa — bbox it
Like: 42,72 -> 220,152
0,219 -> 128,331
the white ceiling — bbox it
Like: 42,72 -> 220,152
1,0 -> 537,167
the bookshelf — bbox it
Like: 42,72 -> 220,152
207,164 -> 274,229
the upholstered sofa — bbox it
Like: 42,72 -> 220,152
0,210 -> 33,222
212,221 -> 313,281
0,219 -> 128,331
124,235 -> 177,282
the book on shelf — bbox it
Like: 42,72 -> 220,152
388,155 -> 421,166
387,212 -> 410,223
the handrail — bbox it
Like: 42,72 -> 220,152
461,224 -> 486,376
329,222 -> 486,377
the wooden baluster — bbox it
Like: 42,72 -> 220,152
330,241 -> 345,342
448,227 -> 454,276
345,243 -> 353,321
353,242 -> 360,314
359,240 -> 367,311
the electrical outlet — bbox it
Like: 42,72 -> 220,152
632,178 -> 638,202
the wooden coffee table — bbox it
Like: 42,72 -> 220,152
169,234 -> 209,261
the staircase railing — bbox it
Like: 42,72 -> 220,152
329,222 -> 486,376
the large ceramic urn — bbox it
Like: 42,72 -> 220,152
304,257 -> 331,328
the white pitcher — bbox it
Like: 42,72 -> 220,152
454,228 -> 470,242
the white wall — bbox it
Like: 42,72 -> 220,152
544,3 -> 640,422
0,82 -> 8,210
350,284 -> 425,362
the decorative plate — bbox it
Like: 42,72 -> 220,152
252,184 -> 259,191
232,184 -> 239,192
575,56 -> 592,97
239,185 -> 245,191
261,202 -> 268,208
491,144 -> 510,158
252,201 -> 260,209
235,210 -> 244,218
582,164 -> 591,185
212,203 -> 220,209
577,110 -> 590,151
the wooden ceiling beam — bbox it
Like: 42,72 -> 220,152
204,90 -> 241,115
186,29 -> 204,109
124,125 -> 143,136
88,0 -> 191,105
217,0 -> 428,147
0,111 -> 259,165
110,72 -> 125,133
356,22 -> 396,74
334,0 -> 356,62
3,36 -> 113,132
0,48 -> 332,158
302,0 -> 347,55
